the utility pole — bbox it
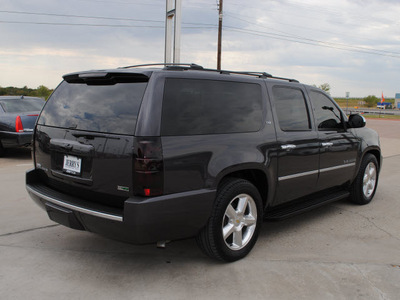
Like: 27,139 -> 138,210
165,0 -> 182,63
217,0 -> 223,70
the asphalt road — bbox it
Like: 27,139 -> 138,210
346,108 -> 400,116
1,119 -> 399,299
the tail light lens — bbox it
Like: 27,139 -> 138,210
133,137 -> 164,197
15,116 -> 24,132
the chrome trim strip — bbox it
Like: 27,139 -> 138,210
281,144 -> 296,150
26,185 -> 123,222
278,170 -> 319,181
319,162 -> 356,173
278,163 -> 356,181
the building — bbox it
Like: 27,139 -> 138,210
396,93 -> 400,109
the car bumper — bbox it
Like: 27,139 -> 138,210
26,169 -> 215,244
0,131 -> 33,148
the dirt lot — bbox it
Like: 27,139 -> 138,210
0,119 -> 399,299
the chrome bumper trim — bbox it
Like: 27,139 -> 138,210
26,185 -> 123,222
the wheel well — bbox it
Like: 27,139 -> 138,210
219,170 -> 268,207
364,149 -> 381,169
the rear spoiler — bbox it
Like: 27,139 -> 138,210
63,72 -> 150,85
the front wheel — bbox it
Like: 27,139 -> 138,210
196,178 -> 263,262
0,140 -> 5,157
349,154 -> 379,205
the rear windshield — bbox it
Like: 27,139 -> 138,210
0,98 -> 45,113
38,81 -> 147,135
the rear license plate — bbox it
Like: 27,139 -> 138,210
63,155 -> 82,175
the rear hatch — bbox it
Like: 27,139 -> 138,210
34,72 -> 149,208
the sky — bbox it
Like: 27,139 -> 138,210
0,0 -> 399,98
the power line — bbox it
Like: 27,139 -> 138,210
0,10 -> 216,27
78,0 -> 162,6
0,10 -> 163,23
1,9 -> 398,58
0,20 -> 163,28
0,19 -> 216,30
224,27 -> 400,59
223,11 -> 400,57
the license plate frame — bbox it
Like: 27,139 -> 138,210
63,155 -> 82,175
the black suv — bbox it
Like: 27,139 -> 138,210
26,64 -> 381,261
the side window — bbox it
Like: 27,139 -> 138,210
161,79 -> 263,136
309,91 -> 343,130
272,86 -> 311,131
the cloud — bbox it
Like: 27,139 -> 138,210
0,0 -> 399,97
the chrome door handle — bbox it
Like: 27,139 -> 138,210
321,142 -> 333,147
281,144 -> 296,150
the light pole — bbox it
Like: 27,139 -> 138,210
164,0 -> 182,64
346,92 -> 350,114
217,0 -> 223,70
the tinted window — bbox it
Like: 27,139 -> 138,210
38,81 -> 147,135
161,79 -> 263,136
309,91 -> 343,130
0,98 -> 44,113
272,86 -> 310,131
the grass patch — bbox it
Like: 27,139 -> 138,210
362,114 -> 400,120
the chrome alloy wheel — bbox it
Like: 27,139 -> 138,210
222,193 -> 257,251
363,162 -> 377,199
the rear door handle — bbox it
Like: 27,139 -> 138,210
281,144 -> 296,150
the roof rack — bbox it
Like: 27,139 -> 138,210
119,63 -> 299,83
119,63 -> 204,70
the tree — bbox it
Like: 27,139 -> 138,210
313,83 -> 331,95
35,85 -> 52,100
318,83 -> 331,94
363,95 -> 379,108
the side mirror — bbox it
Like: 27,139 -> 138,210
348,114 -> 366,128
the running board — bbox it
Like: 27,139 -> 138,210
264,190 -> 350,221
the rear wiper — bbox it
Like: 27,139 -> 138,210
72,132 -> 120,140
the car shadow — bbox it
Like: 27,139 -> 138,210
1,148 -> 32,160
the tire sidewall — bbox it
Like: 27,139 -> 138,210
212,180 -> 263,262
355,154 -> 379,205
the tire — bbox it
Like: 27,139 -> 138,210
0,140 -> 5,157
196,178 -> 263,262
349,154 -> 379,205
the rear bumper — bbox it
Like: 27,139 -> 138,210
26,169 -> 216,244
0,131 -> 32,147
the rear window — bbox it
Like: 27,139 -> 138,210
161,78 -> 263,136
38,81 -> 147,135
0,98 -> 44,113
272,86 -> 311,131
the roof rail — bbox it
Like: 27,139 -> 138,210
119,63 -> 204,70
119,63 -> 299,82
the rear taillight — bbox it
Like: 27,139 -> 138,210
133,137 -> 164,197
15,116 -> 24,132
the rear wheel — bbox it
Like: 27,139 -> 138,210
349,154 -> 379,205
196,178 -> 263,262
